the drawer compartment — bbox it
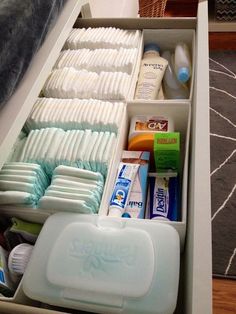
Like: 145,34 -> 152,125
131,29 -> 195,101
100,101 -> 191,249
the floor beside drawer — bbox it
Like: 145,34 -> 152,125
213,278 -> 236,313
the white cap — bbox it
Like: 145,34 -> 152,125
108,207 -> 122,217
178,67 -> 190,83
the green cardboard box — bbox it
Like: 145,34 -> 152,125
154,132 -> 180,171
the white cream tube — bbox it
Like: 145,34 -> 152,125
109,162 -> 139,217
135,44 -> 168,100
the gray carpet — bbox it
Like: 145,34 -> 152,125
210,51 -> 236,278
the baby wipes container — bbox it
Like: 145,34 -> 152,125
22,213 -> 180,314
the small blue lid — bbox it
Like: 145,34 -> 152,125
178,67 -> 190,83
144,43 -> 160,53
122,212 -> 131,218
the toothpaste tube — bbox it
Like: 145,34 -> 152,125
121,151 -> 150,219
147,173 -> 179,221
109,162 -> 139,217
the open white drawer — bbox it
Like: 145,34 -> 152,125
0,0 -> 211,313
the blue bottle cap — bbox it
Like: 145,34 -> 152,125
122,212 -> 131,218
178,67 -> 190,83
144,43 -> 160,53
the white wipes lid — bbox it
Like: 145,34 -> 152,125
47,222 -> 154,297
23,213 -> 180,314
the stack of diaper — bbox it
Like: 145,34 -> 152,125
18,128 -> 65,176
7,131 -> 27,162
0,162 -> 49,208
25,98 -> 125,133
54,48 -> 138,74
65,27 -> 141,50
43,68 -> 131,100
17,128 -> 116,177
39,166 -> 104,214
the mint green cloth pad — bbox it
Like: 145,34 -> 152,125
53,165 -> 104,183
0,191 -> 38,207
50,179 -> 102,202
10,217 -> 42,243
19,128 -> 65,176
0,162 -> 48,207
7,131 -> 27,162
2,163 -> 50,185
52,175 -> 103,192
39,196 -> 94,214
38,165 -> 104,214
16,127 -> 116,179
46,185 -> 101,203
100,132 -> 116,176
82,131 -> 99,171
45,190 -> 99,213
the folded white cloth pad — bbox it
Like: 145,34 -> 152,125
0,162 -> 49,207
39,165 -> 104,214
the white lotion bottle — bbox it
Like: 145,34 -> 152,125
162,50 -> 189,99
174,42 -> 192,83
135,43 -> 168,100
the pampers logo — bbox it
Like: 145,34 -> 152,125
69,239 -> 137,274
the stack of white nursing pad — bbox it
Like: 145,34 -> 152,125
17,128 -> 116,176
93,71 -> 131,100
65,27 -> 141,50
0,162 -> 49,208
43,68 -> 98,99
39,165 -> 104,214
54,48 -> 91,70
54,48 -> 138,74
25,98 -> 125,134
43,68 -> 131,100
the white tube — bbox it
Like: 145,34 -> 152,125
109,162 -> 139,217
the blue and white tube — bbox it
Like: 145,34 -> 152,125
109,162 -> 139,217
147,172 -> 179,221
